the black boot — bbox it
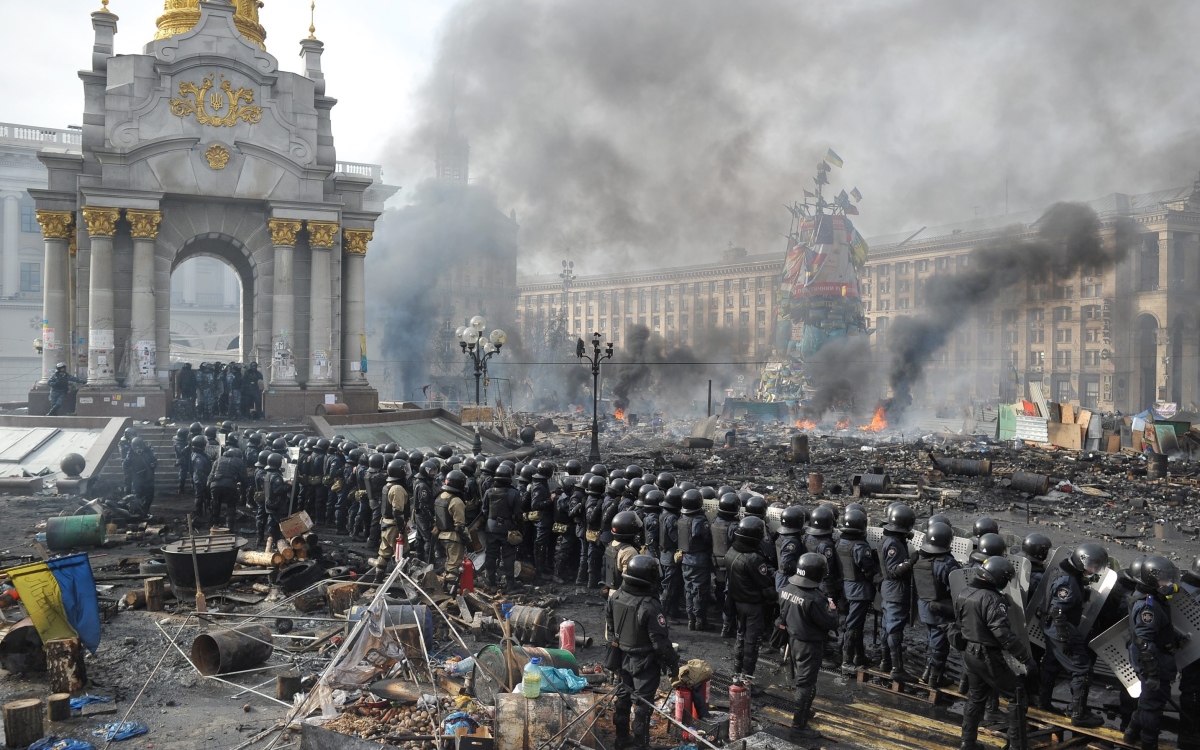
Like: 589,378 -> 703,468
1070,683 -> 1103,729
879,647 -> 893,674
929,665 -> 949,688
790,685 -> 821,740
631,716 -> 651,750
613,719 -> 631,750
854,631 -> 870,667
957,671 -> 970,696
1123,718 -> 1142,747
688,615 -> 696,631
1140,740 -> 1158,750
890,645 -> 916,683
721,621 -> 734,638
1180,693 -> 1200,750
841,630 -> 858,673
1034,681 -> 1055,712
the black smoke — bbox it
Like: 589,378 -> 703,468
608,324 -> 738,416
803,336 -> 877,418
885,202 -> 1136,413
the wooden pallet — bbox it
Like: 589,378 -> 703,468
855,667 -> 944,703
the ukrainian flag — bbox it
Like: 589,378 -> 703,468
825,149 -> 844,168
6,553 -> 102,653
850,187 -> 862,202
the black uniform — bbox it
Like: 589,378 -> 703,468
606,581 -> 679,748
173,434 -> 191,494
257,467 -> 289,543
778,577 -> 839,729
1039,562 -> 1094,704
530,477 -> 555,575
191,448 -> 213,521
726,537 -> 778,677
583,491 -> 605,588
483,483 -> 522,589
680,513 -> 713,628
711,515 -> 734,626
209,452 -> 246,530
412,474 -> 436,565
1127,592 -> 1177,747
955,578 -> 1034,750
552,486 -> 580,583
659,508 -> 684,617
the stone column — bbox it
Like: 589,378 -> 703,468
34,211 -> 74,384
306,220 -> 338,385
127,210 -> 161,388
341,230 -> 372,388
81,206 -> 120,387
2,193 -> 19,299
268,218 -> 301,387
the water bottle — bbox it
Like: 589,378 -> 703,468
522,656 -> 543,699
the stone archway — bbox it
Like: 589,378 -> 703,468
165,232 -> 259,371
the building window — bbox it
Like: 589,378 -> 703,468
1056,378 -> 1071,403
877,264 -> 890,275
1082,305 -> 1101,320
1140,234 -> 1160,292
1084,350 -> 1101,366
757,293 -> 766,305
574,306 -> 582,316
666,300 -> 674,312
613,330 -> 620,343
897,280 -> 911,293
756,310 -> 766,323
896,262 -> 910,274
1053,285 -> 1073,299
652,315 -> 660,327
897,298 -> 909,310
681,298 -> 688,311
740,294 -> 750,307
740,312 -> 750,324
1083,379 -> 1100,407
1082,283 -> 1101,298
723,312 -> 733,325
574,320 -> 581,331
20,205 -> 38,233
20,262 -> 40,292
935,257 -> 948,270
725,295 -> 733,307
681,314 -> 689,327
1053,306 -> 1071,322
916,259 -> 931,272
586,319 -> 594,331
1055,350 -> 1071,368
709,313 -> 718,325
1028,307 -> 1044,322
600,319 -> 606,331
1085,328 -> 1101,343
1030,350 -> 1045,366
1055,328 -> 1072,343
1004,330 -> 1018,345
666,315 -> 674,327
1028,328 -> 1044,344
878,279 -> 890,294
957,255 -> 970,268
878,299 -> 891,311
638,317 -> 646,326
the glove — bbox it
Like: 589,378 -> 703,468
1143,675 -> 1160,695
1023,657 -> 1039,683
674,550 -> 683,564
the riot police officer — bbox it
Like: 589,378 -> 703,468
324,441 -> 346,530
1038,542 -> 1109,728
837,506 -> 879,673
778,551 -> 840,740
483,465 -> 522,591
878,503 -> 917,681
803,504 -> 843,664
969,533 -> 1007,567
361,453 -> 387,548
552,475 -> 578,584
371,459 -> 410,578
955,556 -> 1037,750
531,461 -> 557,577
582,475 -> 606,589
605,511 -> 642,592
659,487 -> 685,619
713,493 -> 740,638
775,506 -> 806,591
1125,555 -> 1181,749
435,470 -> 469,584
190,435 -> 213,523
639,489 -> 662,561
1022,533 -> 1053,604
412,460 -> 438,566
259,453 -> 289,546
914,521 -> 961,687
605,555 -> 679,750
47,362 -> 85,416
208,441 -> 246,530
1178,555 -> 1200,750
679,489 -> 713,631
727,516 -> 777,685
310,439 -> 330,524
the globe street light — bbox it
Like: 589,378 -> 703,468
460,316 -> 506,405
577,332 -> 615,463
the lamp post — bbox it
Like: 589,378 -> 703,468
577,331 -> 615,463
458,315 -> 506,405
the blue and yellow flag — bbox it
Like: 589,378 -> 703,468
850,187 -> 862,202
7,553 -> 102,653
825,149 -> 843,168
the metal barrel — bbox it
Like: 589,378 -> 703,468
473,644 -> 579,705
46,516 -> 106,550
1009,472 -> 1050,495
1147,454 -> 1168,480
853,473 -> 890,496
191,625 -> 273,676
935,457 -> 992,477
791,434 -> 810,463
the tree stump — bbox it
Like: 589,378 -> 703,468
326,581 -> 358,614
276,673 -> 302,700
124,589 -> 147,609
144,576 -> 165,612
2,698 -> 44,748
46,693 -> 71,722
45,638 -> 86,693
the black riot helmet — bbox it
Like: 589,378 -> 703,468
204,425 -> 218,441
840,507 -> 868,535
189,422 -> 204,435
622,554 -> 661,591
176,427 -> 188,439
922,522 -> 954,554
256,452 -> 269,468
681,489 -> 704,516
420,459 -> 440,479
625,464 -> 644,480
607,478 -> 628,498
978,556 -> 1016,589
519,464 -> 537,483
611,511 -> 643,543
699,486 -> 717,501
461,457 -> 477,477
978,533 -> 1007,558
1022,533 -> 1052,563
482,457 -> 501,475
805,504 -> 835,536
191,435 -> 208,450
884,504 -> 915,534
609,468 -> 626,482
443,470 -> 468,494
662,487 -> 684,511
655,472 -> 675,491
1068,542 -> 1109,580
637,482 -> 654,503
677,481 -> 695,492
130,437 -> 146,451
315,438 -> 330,452
267,452 -> 284,470
780,505 -> 808,534
560,476 -> 577,493
717,485 -> 735,498
365,453 -> 384,470
591,463 -> 608,477
437,445 -> 454,460
387,459 -> 406,480
586,475 -> 607,496
744,496 -> 768,519
973,517 -> 1000,538
122,427 -> 138,441
734,515 -> 766,542
536,461 -> 556,479
223,447 -> 243,460
717,494 -> 741,520
640,489 -> 663,509
565,459 -> 583,475
348,448 -> 365,465
792,552 -> 828,589
409,450 -> 424,468
493,464 -> 514,486
928,513 -> 951,530
272,438 -> 288,453
845,502 -> 866,516
1141,555 -> 1180,597
627,477 -> 645,498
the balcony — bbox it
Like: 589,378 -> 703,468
335,161 -> 383,183
0,123 -> 82,150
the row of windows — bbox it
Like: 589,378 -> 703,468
868,257 -> 1104,279
563,310 -> 772,330
521,278 -> 774,310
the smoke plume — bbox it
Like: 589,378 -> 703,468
608,324 -> 738,416
803,337 -> 877,417
885,202 -> 1136,412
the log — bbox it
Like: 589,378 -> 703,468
145,576 -> 165,612
46,693 -> 70,722
2,698 -> 44,747
124,589 -> 147,609
327,581 -> 358,614
237,549 -> 284,568
275,540 -> 295,561
277,673 -> 302,701
45,638 -> 86,693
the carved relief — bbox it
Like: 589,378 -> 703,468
81,207 -> 121,237
126,210 -> 163,239
205,143 -> 231,170
170,74 -> 262,127
306,221 -> 339,248
343,229 -> 373,255
267,219 -> 302,246
34,210 -> 74,240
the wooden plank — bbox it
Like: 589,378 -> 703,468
1048,422 -> 1083,450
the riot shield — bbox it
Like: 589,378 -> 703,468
765,505 -> 783,535
950,568 -> 1030,676
1090,616 -> 1140,698
1010,555 -> 1032,608
1078,567 -> 1119,636
1170,588 -> 1200,671
1026,547 -> 1069,648
866,526 -> 883,547
950,535 -> 974,564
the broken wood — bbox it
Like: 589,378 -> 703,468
45,638 -> 86,693
45,693 -> 70,722
124,589 -> 147,609
2,698 -> 44,747
326,581 -> 358,615
145,576 -> 165,612
237,549 -> 284,568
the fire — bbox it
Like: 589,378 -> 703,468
614,408 -> 626,421
835,418 -> 850,430
796,419 -> 817,430
858,406 -> 887,433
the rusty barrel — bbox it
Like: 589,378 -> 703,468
853,473 -> 889,496
191,625 -> 273,676
808,472 -> 824,496
791,434 -> 810,463
936,457 -> 992,477
1147,453 -> 1169,480
507,605 -> 552,645
1009,472 -> 1050,495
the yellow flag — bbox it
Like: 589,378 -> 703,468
7,561 -> 79,644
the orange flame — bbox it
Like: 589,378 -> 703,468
858,406 -> 887,433
796,419 -> 817,430
835,418 -> 850,430
615,408 -> 626,421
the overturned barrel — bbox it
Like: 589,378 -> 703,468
933,457 -> 992,477
852,473 -> 890,497
1009,472 -> 1050,496
507,605 -> 553,645
191,625 -> 273,676
473,644 -> 579,704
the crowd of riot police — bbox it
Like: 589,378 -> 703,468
173,361 -> 264,421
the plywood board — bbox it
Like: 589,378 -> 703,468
1155,424 -> 1179,454
1047,421 -> 1082,450
1062,404 -> 1076,425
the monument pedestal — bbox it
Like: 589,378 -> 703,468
72,387 -> 168,418
264,387 -> 378,419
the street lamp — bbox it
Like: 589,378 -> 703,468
459,315 -> 506,405
577,331 -> 615,463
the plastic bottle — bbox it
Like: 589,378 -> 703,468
522,657 -> 543,699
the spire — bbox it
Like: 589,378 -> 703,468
154,0 -> 267,49
308,1 -> 317,40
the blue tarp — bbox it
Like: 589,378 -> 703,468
46,552 -> 102,653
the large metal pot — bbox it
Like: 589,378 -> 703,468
161,535 -> 247,597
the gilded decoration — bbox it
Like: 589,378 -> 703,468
306,220 -> 339,248
205,143 -> 231,170
268,219 -> 302,246
343,229 -> 372,255
126,210 -> 163,239
34,210 -> 74,240
155,0 -> 267,49
81,207 -> 121,237
170,75 -> 263,128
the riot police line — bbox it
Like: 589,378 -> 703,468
158,435 -> 1200,750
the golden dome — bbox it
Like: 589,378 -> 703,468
155,0 -> 267,50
